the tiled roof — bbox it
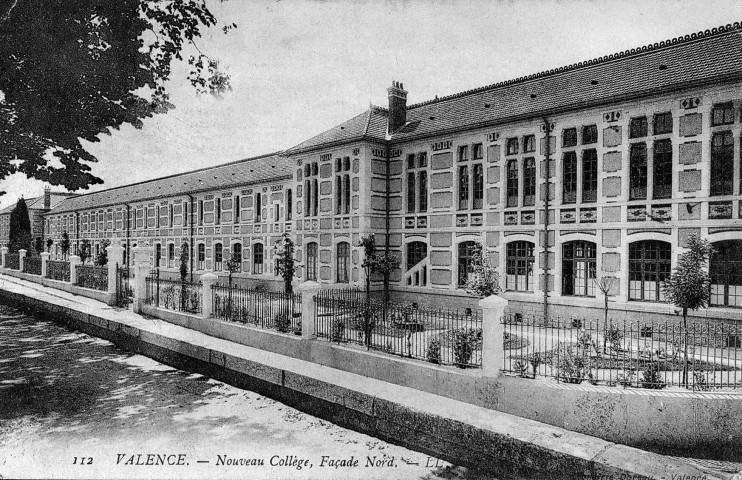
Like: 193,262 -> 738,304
0,193 -> 75,215
392,24 -> 742,141
47,153 -> 291,215
285,107 -> 388,155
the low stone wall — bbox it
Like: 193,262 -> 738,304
143,303 -> 742,462
0,288 -> 715,479
0,267 -> 115,305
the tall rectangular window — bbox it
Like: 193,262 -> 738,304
458,165 -> 469,210
653,112 -> 673,135
712,102 -> 735,126
711,131 -> 734,196
458,145 -> 469,162
406,154 -> 415,169
198,200 -> 204,226
336,242 -> 350,283
473,164 -> 484,209
286,189 -> 292,220
653,139 -> 672,199
472,144 -> 483,160
234,196 -> 240,224
417,152 -> 428,168
523,158 -> 535,206
304,180 -> 311,218
506,160 -> 518,207
562,152 -> 577,204
255,193 -> 261,222
215,198 -> 221,225
629,143 -> 648,200
582,149 -> 598,203
336,176 -> 343,214
629,116 -> 647,138
418,171 -> 428,212
523,135 -> 535,153
506,138 -> 518,156
306,242 -> 317,281
312,179 -> 318,216
343,175 -> 350,214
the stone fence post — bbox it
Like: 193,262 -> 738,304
132,246 -> 152,314
18,249 -> 26,272
69,256 -> 81,284
1,246 -> 8,268
106,244 -> 124,296
480,295 -> 508,378
40,252 -> 49,277
200,272 -> 218,319
299,281 -> 321,339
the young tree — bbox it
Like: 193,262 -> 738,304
79,239 -> 91,265
358,234 -> 400,348
274,234 -> 296,294
95,239 -> 110,266
662,233 -> 714,387
594,276 -> 617,355
223,248 -> 241,289
0,1 -> 233,191
464,242 -> 502,298
60,231 -> 70,260
8,197 -> 32,253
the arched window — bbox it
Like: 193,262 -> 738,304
562,241 -> 597,297
336,242 -> 350,283
253,243 -> 263,274
506,241 -> 535,292
710,240 -> 742,307
306,242 -> 318,281
214,243 -> 223,271
167,243 -> 175,268
197,244 -> 205,270
155,243 -> 162,268
232,243 -> 242,272
629,240 -> 671,302
407,241 -> 428,286
457,241 -> 477,287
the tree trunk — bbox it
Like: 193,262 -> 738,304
602,292 -> 609,356
682,307 -> 689,388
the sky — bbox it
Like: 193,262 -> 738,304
3,0 -> 742,209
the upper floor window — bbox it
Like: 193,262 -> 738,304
407,172 -> 416,213
304,162 -> 319,217
629,116 -> 648,139
285,189 -> 292,221
254,193 -> 262,222
215,198 -> 221,225
653,112 -> 673,135
629,143 -> 648,200
653,139 -> 673,199
712,102 -> 735,126
472,164 -> 484,210
417,152 -> 428,168
234,195 -> 240,224
562,152 -> 577,204
582,149 -> 598,203
458,145 -> 469,162
710,131 -> 734,196
472,144 -> 483,160
562,128 -> 577,147
523,135 -> 536,153
582,125 -> 597,144
335,159 -> 351,215
522,158 -> 536,206
506,160 -> 518,208
458,166 -> 469,210
506,137 -> 519,156
198,200 -> 204,226
418,171 -> 428,212
406,154 -> 415,169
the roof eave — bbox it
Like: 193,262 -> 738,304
284,135 -> 387,157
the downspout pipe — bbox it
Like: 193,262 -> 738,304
542,116 -> 552,323
124,204 -> 130,268
187,194 -> 194,283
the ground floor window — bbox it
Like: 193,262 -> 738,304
155,243 -> 161,268
197,244 -> 205,270
629,240 -> 671,302
562,241 -> 596,297
253,243 -> 263,274
214,243 -> 223,271
167,243 -> 174,268
232,243 -> 242,272
306,242 -> 317,281
407,241 -> 428,286
457,241 -> 477,287
506,241 -> 534,292
711,240 -> 742,307
337,242 -> 350,283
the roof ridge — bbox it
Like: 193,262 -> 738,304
407,21 -> 742,109
58,151 -> 287,201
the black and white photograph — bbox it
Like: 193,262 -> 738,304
1,0 -> 742,478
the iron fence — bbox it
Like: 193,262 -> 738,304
76,264 -> 108,291
23,256 -> 42,275
212,284 -> 301,334
502,312 -> 742,390
115,264 -> 133,307
145,273 -> 202,315
315,288 -> 483,368
5,254 -> 19,270
46,260 -> 70,282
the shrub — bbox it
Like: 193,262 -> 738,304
330,318 -> 345,342
513,359 -> 529,378
692,371 -> 711,392
425,339 -> 441,364
274,311 -> 291,333
556,345 -> 594,384
617,370 -> 636,388
605,324 -> 624,352
451,327 -> 479,368
640,364 -> 666,389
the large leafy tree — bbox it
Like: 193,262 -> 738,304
8,197 -> 32,253
0,0 -> 232,190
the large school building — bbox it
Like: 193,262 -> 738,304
44,24 -> 742,322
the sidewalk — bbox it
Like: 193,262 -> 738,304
0,273 -> 731,480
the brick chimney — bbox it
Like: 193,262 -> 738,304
387,80 -> 408,134
43,187 -> 50,210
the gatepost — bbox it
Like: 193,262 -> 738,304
69,255 -> 81,284
106,243 -> 124,297
479,295 -> 508,378
0,247 -> 6,268
131,246 -> 152,314
299,281 -> 321,339
40,252 -> 49,277
200,273 -> 218,319
18,249 -> 26,272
